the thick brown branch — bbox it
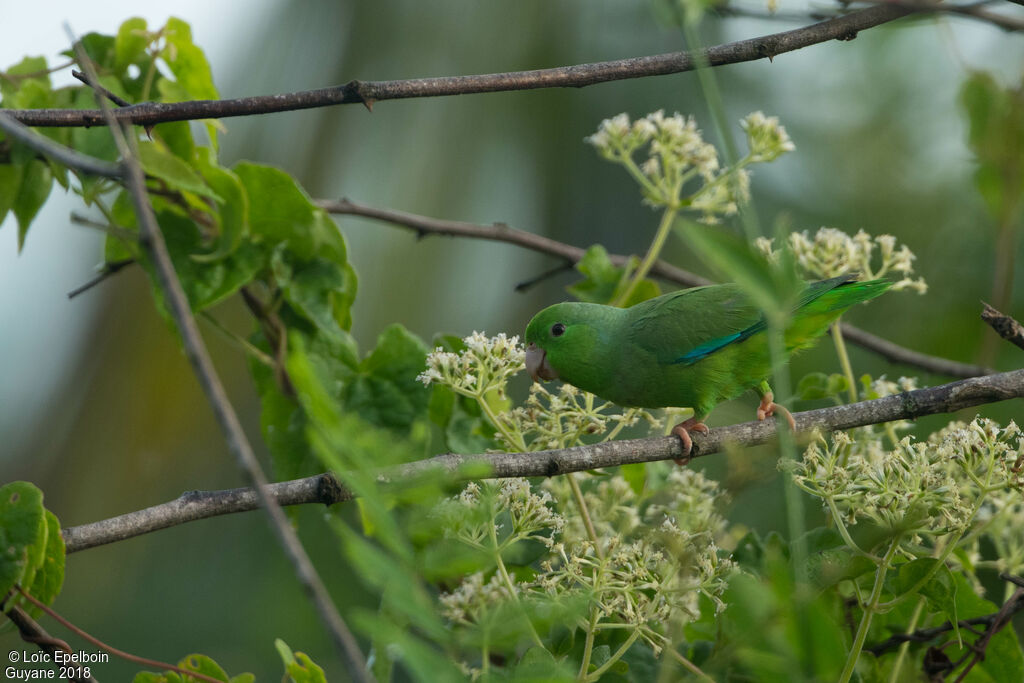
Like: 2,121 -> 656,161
63,367 -> 1024,554
981,302 -> 1024,352
322,197 -> 993,379
10,5 -> 910,128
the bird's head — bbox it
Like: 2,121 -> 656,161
524,302 -> 619,386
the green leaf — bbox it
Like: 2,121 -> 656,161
115,18 -> 150,73
512,647 -> 575,681
893,559 -> 960,641
66,33 -> 117,72
802,528 -> 875,589
342,324 -> 430,434
351,609 -> 464,683
152,121 -> 197,162
278,257 -> 356,339
567,244 -> 660,307
677,220 -> 801,319
0,482 -> 46,605
234,162 -> 321,257
160,18 -> 219,100
0,56 -> 49,102
24,510 -> 65,615
620,463 -> 647,496
137,140 -> 222,202
13,160 -> 53,250
192,153 -> 248,261
0,164 -> 24,227
275,639 -> 327,683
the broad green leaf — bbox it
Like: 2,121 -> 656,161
891,558 -> 960,642
0,482 -> 46,603
351,609 -> 464,683
279,257 -> 355,340
192,154 -> 248,261
152,121 -> 196,162
234,161 -> 318,256
0,56 -> 49,102
275,639 -> 327,683
944,572 -> 1024,682
125,204 -> 264,314
115,18 -> 150,73
567,244 -> 660,307
511,646 -> 575,681
620,462 -> 646,496
137,140 -> 221,202
0,164 -> 24,226
342,324 -> 430,434
806,546 -> 875,590
133,653 -> 251,683
64,33 -> 117,72
160,18 -> 220,150
160,18 -> 219,100
24,510 -> 65,614
11,78 -> 54,111
14,160 -> 53,250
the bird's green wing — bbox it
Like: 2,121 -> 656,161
628,284 -> 765,366
629,275 -> 860,366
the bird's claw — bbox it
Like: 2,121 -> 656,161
757,391 -> 796,431
672,418 -> 709,466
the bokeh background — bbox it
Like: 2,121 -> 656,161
2,1 -> 1022,679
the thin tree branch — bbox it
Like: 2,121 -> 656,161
321,197 -> 994,379
3,597 -> 98,683
865,581 -> 1024,655
0,110 -> 122,178
15,586 -> 222,683
71,69 -> 131,107
835,324 -> 993,378
10,5 -> 912,128
318,197 -> 709,288
981,302 -> 1024,352
63,367 -> 1024,554
66,259 -> 134,299
70,35 -> 372,683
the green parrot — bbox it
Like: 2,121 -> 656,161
524,274 -> 889,463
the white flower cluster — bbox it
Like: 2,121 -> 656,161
433,478 -> 565,551
585,110 -> 789,221
497,381 -> 657,452
740,111 -> 796,163
756,227 -> 927,293
791,419 -> 1024,542
417,332 -> 524,396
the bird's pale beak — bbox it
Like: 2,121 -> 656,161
525,343 -> 558,382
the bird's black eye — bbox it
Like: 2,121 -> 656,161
551,323 -> 566,337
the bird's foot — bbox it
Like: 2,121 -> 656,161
757,391 -> 796,431
672,417 -> 709,466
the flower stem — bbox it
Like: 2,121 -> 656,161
612,206 -> 678,308
577,610 -> 600,681
585,629 -> 641,682
887,597 -> 925,683
488,516 -> 545,649
831,321 -> 859,404
567,474 -> 604,560
839,539 -> 900,683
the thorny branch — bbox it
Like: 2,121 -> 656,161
8,5 -> 913,128
321,197 -> 995,379
62,367 -> 1024,553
